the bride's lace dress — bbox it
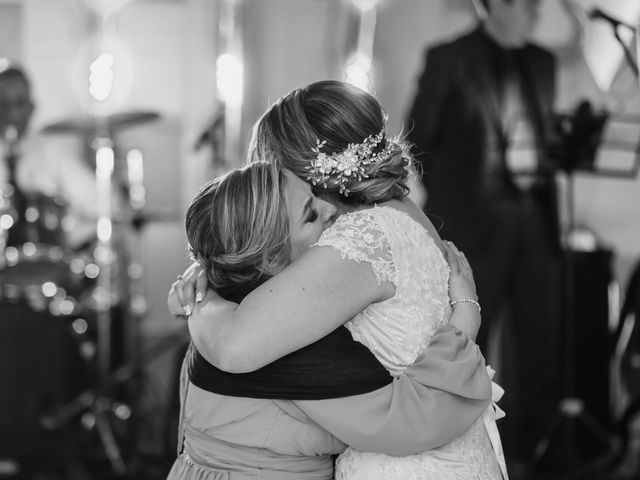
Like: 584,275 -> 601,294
314,206 -> 507,480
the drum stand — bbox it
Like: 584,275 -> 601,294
38,131 -> 129,474
32,126 -> 145,478
40,329 -> 189,475
40,126 -> 185,476
33,106 -> 168,475
529,172 -> 618,476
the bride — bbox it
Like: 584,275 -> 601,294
176,80 -> 507,479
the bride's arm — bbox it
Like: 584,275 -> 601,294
442,241 -> 481,340
189,244 -> 394,373
183,240 -> 480,374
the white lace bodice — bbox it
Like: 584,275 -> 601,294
314,206 -> 450,376
314,206 -> 506,480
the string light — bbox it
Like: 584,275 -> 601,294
216,0 -> 244,166
345,0 -> 379,92
126,149 -> 146,209
345,52 -> 373,92
216,53 -> 244,109
73,35 -> 132,114
95,144 -> 114,243
89,52 -> 115,102
350,0 -> 380,11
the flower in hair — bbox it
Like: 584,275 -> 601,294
307,129 -> 394,195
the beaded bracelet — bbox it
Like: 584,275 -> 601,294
450,298 -> 481,313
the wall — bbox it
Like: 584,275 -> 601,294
0,4 -> 21,60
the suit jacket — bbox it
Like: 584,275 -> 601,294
407,26 -> 558,251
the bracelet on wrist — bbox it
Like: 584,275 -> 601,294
450,298 -> 481,313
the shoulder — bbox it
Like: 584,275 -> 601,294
324,206 -> 400,235
428,27 -> 479,55
323,208 -> 380,230
316,209 -> 387,249
423,27 -> 479,71
314,208 -> 397,286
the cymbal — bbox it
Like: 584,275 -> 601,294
107,209 -> 180,227
128,209 -> 180,226
42,110 -> 161,135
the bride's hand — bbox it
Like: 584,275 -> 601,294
443,241 -> 481,340
443,241 -> 478,303
167,261 -> 209,318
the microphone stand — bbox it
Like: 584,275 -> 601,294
38,115 -> 182,477
527,98 -> 630,475
589,14 -> 640,471
529,170 -> 618,476
592,9 -> 639,77
612,26 -> 638,78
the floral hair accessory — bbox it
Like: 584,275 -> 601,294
307,129 -> 395,195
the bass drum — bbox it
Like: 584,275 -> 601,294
0,303 -> 89,474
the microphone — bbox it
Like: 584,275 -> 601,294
588,8 -> 635,30
194,111 -> 224,151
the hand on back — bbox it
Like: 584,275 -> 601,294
167,261 -> 209,317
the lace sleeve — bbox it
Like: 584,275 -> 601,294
313,211 -> 396,285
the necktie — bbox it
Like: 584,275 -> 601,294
500,50 -> 538,190
499,49 -> 520,138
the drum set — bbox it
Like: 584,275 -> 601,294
0,191 -> 99,318
0,111 -> 162,476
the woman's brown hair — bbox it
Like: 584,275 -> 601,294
185,162 -> 290,301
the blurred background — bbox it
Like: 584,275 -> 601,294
1,0 -> 640,479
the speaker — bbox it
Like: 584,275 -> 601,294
535,249 -> 615,473
567,249 -> 614,454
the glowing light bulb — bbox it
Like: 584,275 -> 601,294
345,52 -> 373,92
89,52 -> 115,101
217,53 -> 244,108
350,0 -> 380,11
96,145 -> 114,179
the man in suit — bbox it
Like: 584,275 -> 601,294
406,0 -> 562,465
0,60 -> 100,249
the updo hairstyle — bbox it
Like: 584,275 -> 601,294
248,80 -> 416,206
185,162 -> 290,301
